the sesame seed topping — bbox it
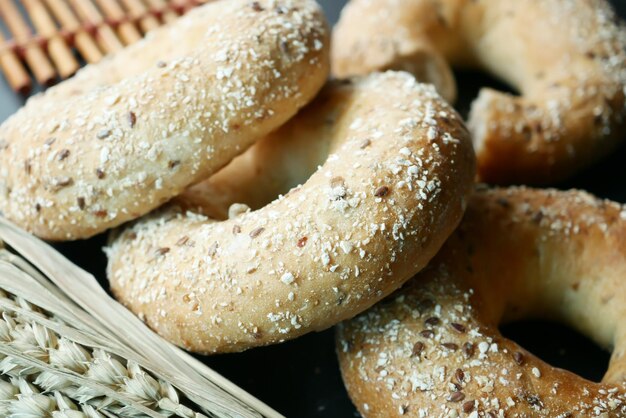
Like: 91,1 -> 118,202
97,129 -> 111,139
250,1 -> 263,11
455,368 -> 465,383
51,176 -> 73,189
463,342 -> 474,358
94,210 -> 107,218
249,227 -> 265,238
128,111 -> 137,128
462,401 -> 475,413
374,186 -> 390,197
448,392 -> 465,403
451,323 -> 466,333
526,394 -> 543,409
532,367 -> 541,378
419,330 -> 434,339
280,272 -> 295,285
412,342 -> 425,357
57,149 -> 70,161
207,242 -> 218,257
442,342 -> 458,351
425,317 -> 440,327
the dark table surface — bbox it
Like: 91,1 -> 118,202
2,1 -> 626,417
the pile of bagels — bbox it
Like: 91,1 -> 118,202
0,0 -> 625,416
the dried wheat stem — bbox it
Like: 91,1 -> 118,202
0,219 -> 279,418
0,288 -> 207,418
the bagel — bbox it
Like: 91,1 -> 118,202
0,0 -> 329,241
332,0 -> 626,184
105,72 -> 476,354
337,186 -> 626,417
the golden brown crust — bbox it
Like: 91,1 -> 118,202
337,186 -> 626,417
106,72 -> 476,354
332,0 -> 464,103
0,0 -> 329,240
332,0 -> 626,184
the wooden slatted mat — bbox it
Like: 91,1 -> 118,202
0,0 -> 202,94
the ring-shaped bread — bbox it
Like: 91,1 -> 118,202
0,0 -> 329,240
106,72 -> 476,354
332,0 -> 626,184
337,186 -> 626,417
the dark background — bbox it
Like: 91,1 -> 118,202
2,1 -> 626,417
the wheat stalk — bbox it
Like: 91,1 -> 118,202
0,287 -> 207,418
0,218 -> 283,418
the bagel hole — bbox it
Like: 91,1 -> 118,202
454,69 -> 515,118
181,117 -> 332,220
499,319 -> 610,382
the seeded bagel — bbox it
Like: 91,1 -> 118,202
333,0 -> 626,184
106,72 -> 476,354
0,0 -> 329,240
338,187 -> 626,417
